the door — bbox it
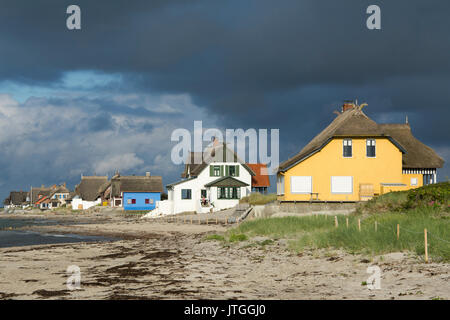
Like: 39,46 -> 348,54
359,183 -> 374,201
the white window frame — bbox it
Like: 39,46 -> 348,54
366,139 -> 376,158
290,176 -> 312,194
331,176 -> 353,194
411,177 -> 418,186
343,139 -> 352,158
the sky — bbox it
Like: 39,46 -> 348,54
0,0 -> 449,201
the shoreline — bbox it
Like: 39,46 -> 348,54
0,213 -> 449,300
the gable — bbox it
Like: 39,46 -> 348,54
182,143 -> 255,178
278,107 -> 414,172
281,136 -> 404,173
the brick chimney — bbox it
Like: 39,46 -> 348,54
342,101 -> 355,112
212,136 -> 220,147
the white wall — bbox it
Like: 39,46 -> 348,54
72,198 -> 101,210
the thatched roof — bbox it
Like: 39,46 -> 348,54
181,152 -> 207,178
378,123 -> 444,169
278,106 -> 443,171
4,191 -> 28,205
30,187 -> 53,204
110,175 -> 163,197
49,185 -> 70,199
75,176 -> 108,201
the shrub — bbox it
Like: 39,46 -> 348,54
239,193 -> 277,205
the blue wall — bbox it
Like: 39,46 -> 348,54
123,192 -> 160,211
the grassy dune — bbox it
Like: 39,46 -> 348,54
231,182 -> 450,262
239,192 -> 277,205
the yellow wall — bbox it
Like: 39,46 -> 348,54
279,138 -> 405,201
401,173 -> 423,189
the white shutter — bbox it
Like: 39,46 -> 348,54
331,176 -> 353,194
277,175 -> 285,195
291,176 -> 312,194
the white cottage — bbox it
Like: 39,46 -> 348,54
71,176 -> 108,210
157,141 -> 255,215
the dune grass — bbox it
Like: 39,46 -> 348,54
204,234 -> 226,241
231,208 -> 450,262
239,193 -> 277,205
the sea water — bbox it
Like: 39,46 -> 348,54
0,217 -> 113,248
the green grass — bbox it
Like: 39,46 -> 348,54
231,208 -> 450,262
239,193 -> 277,205
122,210 -> 149,215
228,233 -> 248,242
204,234 -> 225,241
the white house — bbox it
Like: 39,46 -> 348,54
71,176 -> 108,210
48,184 -> 70,207
151,141 -> 255,216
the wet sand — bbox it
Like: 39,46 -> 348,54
0,213 -> 449,300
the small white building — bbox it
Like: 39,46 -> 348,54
152,141 -> 256,216
71,176 -> 108,210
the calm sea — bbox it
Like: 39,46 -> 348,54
0,217 -> 113,248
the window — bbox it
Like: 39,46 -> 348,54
127,199 -> 132,205
211,165 -> 221,177
331,176 -> 353,194
218,187 -> 240,199
343,139 -> 352,157
201,189 -> 207,198
411,178 -> 418,186
290,176 -> 312,194
115,199 -> 122,206
181,189 -> 192,199
145,199 -> 150,204
366,139 -> 376,157
227,165 -> 239,177
127,199 -> 136,204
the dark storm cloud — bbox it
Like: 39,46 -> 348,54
0,0 -> 449,193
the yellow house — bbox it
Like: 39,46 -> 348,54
277,102 -> 444,202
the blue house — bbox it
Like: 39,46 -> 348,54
110,173 -> 163,211
123,191 -> 161,211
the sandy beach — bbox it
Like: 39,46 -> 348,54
0,212 -> 449,300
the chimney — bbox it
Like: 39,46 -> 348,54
212,136 -> 220,147
146,171 -> 151,177
342,100 -> 355,112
